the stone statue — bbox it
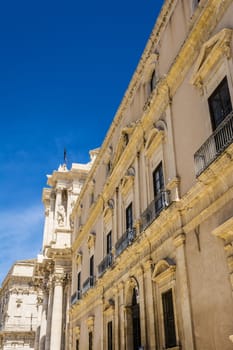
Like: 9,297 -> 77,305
57,205 -> 65,226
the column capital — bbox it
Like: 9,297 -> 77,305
53,274 -> 65,286
143,259 -> 153,272
173,232 -> 186,248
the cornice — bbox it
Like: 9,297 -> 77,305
70,0 -> 176,218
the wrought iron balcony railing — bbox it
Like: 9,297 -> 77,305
71,290 -> 82,305
115,228 -> 136,257
82,276 -> 95,294
140,190 -> 170,231
194,111 -> 233,176
98,253 -> 113,277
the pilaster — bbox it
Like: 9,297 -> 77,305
173,232 -> 194,350
50,274 -> 64,350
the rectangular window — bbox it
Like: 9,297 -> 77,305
76,339 -> 79,350
89,332 -> 93,350
107,321 -> 113,350
153,162 -> 164,213
126,203 -> 133,230
90,255 -> 94,286
107,231 -> 112,255
162,289 -> 177,348
208,76 -> 232,130
77,272 -> 81,292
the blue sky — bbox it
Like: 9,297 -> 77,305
0,0 -> 164,284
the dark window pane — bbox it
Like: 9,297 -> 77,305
90,255 -> 94,277
162,289 -> 177,348
107,321 -> 113,350
153,162 -> 164,213
76,339 -> 79,350
89,332 -> 93,350
126,203 -> 133,230
132,288 -> 141,350
208,77 -> 232,130
77,272 -> 81,291
107,231 -> 112,255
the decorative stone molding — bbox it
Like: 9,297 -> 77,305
53,274 -> 65,287
104,298 -> 115,316
144,126 -> 164,158
76,251 -> 83,266
142,52 -> 159,83
87,232 -> 96,251
152,258 -> 176,284
86,316 -> 95,332
190,28 -> 233,91
74,325 -> 80,338
212,217 -> 233,243
173,232 -> 186,248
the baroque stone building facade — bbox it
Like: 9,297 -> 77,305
1,0 -> 233,349
0,260 -> 38,350
69,0 -> 233,349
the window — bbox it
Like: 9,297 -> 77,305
107,231 -> 112,255
90,255 -> 94,286
107,321 -> 113,350
208,76 -> 232,130
126,203 -> 133,230
89,332 -> 93,350
132,288 -> 141,350
162,289 -> 177,348
150,70 -> 156,92
77,272 -> 81,292
153,162 -> 164,212
76,339 -> 79,350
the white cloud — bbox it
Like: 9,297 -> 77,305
0,204 -> 44,285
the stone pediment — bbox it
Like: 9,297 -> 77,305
111,122 -> 138,169
191,28 -> 233,90
152,258 -> 176,284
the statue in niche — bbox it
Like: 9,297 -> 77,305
57,205 -> 66,226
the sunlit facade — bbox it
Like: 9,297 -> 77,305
1,0 -> 233,349
69,0 -> 233,349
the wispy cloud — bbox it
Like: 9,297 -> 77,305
0,204 -> 44,285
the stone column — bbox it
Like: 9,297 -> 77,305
39,290 -> 49,350
137,267 -> 147,348
118,282 -> 126,350
45,282 -> 54,350
50,275 -> 64,350
143,260 -> 156,349
173,232 -> 194,350
113,287 -> 119,350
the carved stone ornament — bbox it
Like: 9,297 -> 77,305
190,28 -> 233,90
87,232 -> 96,251
74,326 -> 81,338
86,316 -> 95,332
76,251 -> 83,266
152,258 -> 176,284
57,204 -> 66,226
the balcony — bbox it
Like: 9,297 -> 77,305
82,276 -> 94,294
0,323 -> 36,332
71,290 -> 82,305
98,253 -> 113,277
115,228 -> 136,257
140,190 -> 170,231
194,111 -> 233,176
